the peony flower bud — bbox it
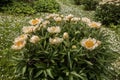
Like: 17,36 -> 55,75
30,35 -> 40,44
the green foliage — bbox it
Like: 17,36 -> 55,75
73,0 -> 83,5
0,0 -> 12,6
2,1 -> 35,15
95,1 -> 120,25
74,0 -> 100,10
0,15 -> 32,80
109,24 -> 120,35
0,49 -> 18,80
33,0 -> 60,13
0,0 -> 60,15
82,0 -> 100,10
12,14 -> 119,80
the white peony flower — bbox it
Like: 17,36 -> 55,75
63,32 -> 69,39
88,21 -> 101,28
64,14 -> 74,21
30,35 -> 40,44
11,40 -> 26,50
81,38 -> 101,50
14,34 -> 28,42
71,17 -> 80,22
45,13 -> 59,19
49,37 -> 63,45
29,18 -> 42,26
22,26 -> 38,33
40,20 -> 50,28
54,17 -> 62,22
81,17 -> 91,23
47,26 -> 61,33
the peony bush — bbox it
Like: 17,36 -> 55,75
12,13 -> 119,80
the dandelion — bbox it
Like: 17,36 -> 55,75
63,32 -> 69,39
29,18 -> 42,25
88,22 -> 101,28
11,40 -> 26,50
30,35 -> 40,44
49,37 -> 63,44
47,26 -> 61,33
81,38 -> 101,50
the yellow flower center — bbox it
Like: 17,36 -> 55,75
52,27 -> 56,31
91,23 -> 98,28
15,41 -> 24,47
32,19 -> 39,25
85,40 -> 94,48
20,35 -> 25,38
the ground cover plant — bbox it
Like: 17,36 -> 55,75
11,13 -> 119,80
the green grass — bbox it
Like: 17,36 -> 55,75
0,14 -> 31,80
0,0 -> 120,79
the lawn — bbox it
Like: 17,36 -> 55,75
0,0 -> 120,80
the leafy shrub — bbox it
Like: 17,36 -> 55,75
95,1 -> 120,25
74,0 -> 83,5
2,1 -> 35,14
0,0 -> 12,6
74,0 -> 100,10
12,13 -> 119,80
0,0 -> 12,11
33,0 -> 60,13
1,1 -> 35,15
0,0 -> 60,14
82,0 -> 100,10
